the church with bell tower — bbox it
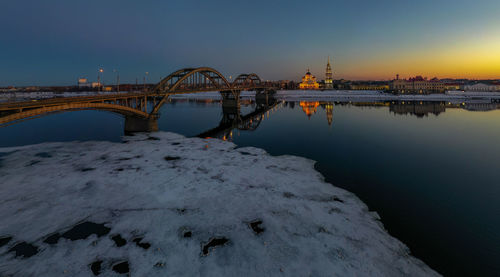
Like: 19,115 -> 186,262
325,56 -> 333,90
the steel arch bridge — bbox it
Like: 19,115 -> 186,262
0,67 -> 276,129
151,68 -> 266,94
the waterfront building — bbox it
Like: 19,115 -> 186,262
390,75 -> 445,94
333,79 -> 351,90
443,83 -> 462,91
278,80 -> 297,90
463,83 -> 500,92
78,78 -> 91,89
325,57 -> 333,90
350,81 -> 389,90
299,69 -> 320,90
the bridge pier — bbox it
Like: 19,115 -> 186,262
256,89 -> 277,108
124,116 -> 158,134
221,90 -> 241,116
256,92 -> 269,107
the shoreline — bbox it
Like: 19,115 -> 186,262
0,132 -> 440,276
1,89 -> 500,104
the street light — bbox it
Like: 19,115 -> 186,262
97,68 -> 104,92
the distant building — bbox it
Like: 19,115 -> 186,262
333,79 -> 351,90
350,82 -> 389,90
390,75 -> 445,94
299,69 -> 320,90
443,83 -> 462,91
78,78 -> 103,89
78,78 -> 91,89
325,57 -> 333,90
0,86 -> 18,93
463,83 -> 500,92
278,80 -> 297,90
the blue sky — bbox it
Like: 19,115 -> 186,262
1,0 -> 499,86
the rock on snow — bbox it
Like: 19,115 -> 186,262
0,132 -> 439,276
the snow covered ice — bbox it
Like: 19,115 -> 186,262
0,132 -> 439,276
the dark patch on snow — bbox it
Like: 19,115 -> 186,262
0,236 -> 12,247
132,237 -> 151,249
318,227 -> 331,234
328,207 -> 342,214
202,237 -> 229,256
176,208 -> 187,214
154,262 -> 166,268
118,155 -> 143,161
99,155 -> 108,161
90,260 -> 102,275
308,195 -> 345,203
147,136 -> 160,140
283,192 -> 296,199
197,167 -> 209,174
8,242 -> 39,258
171,142 -> 181,145
35,152 -> 52,158
179,227 -> 192,238
333,196 -> 344,203
239,151 -> 255,156
164,156 -> 181,161
210,174 -> 224,182
249,220 -> 265,235
61,222 -> 111,241
112,261 -> 129,274
26,160 -> 40,166
43,233 -> 60,245
111,234 -> 127,247
115,168 -> 124,172
81,167 -> 96,172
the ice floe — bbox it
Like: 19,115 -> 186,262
0,132 -> 439,276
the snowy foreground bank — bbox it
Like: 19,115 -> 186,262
0,133 -> 439,276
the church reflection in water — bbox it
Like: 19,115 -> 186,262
284,99 -> 500,126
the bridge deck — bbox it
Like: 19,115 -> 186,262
0,86 -> 273,112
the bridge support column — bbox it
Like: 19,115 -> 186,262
256,92 -> 269,107
221,90 -> 241,115
124,116 -> 158,134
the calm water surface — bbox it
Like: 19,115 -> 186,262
1,99 -> 499,276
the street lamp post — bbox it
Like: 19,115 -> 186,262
98,68 -> 104,92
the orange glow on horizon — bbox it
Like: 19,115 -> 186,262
332,35 -> 500,80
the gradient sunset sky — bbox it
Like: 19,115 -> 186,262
1,0 -> 499,86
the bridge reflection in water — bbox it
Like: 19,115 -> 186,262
0,67 -> 277,134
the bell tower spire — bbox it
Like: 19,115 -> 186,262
325,56 -> 333,90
